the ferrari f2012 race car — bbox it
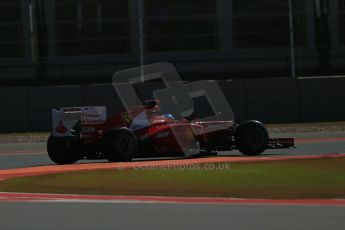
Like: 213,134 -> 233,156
48,101 -> 294,164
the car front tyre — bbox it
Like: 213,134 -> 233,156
235,121 -> 269,156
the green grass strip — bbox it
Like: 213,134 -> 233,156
0,158 -> 345,199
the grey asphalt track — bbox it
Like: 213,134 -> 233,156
0,202 -> 344,230
0,139 -> 344,169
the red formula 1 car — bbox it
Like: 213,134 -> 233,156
47,101 -> 294,164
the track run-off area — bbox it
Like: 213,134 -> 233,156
0,137 -> 344,230
0,137 -> 344,205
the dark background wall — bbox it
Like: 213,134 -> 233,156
1,0 -> 344,132
1,0 -> 345,83
0,77 -> 344,133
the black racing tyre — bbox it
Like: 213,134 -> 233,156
47,134 -> 81,165
104,129 -> 137,162
235,121 -> 269,156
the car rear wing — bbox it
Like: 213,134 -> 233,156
52,106 -> 106,137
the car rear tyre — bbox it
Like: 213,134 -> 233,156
47,134 -> 81,164
235,121 -> 269,156
104,129 -> 137,162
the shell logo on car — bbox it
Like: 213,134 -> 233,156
55,120 -> 67,134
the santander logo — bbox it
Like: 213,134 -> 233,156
55,120 -> 67,134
